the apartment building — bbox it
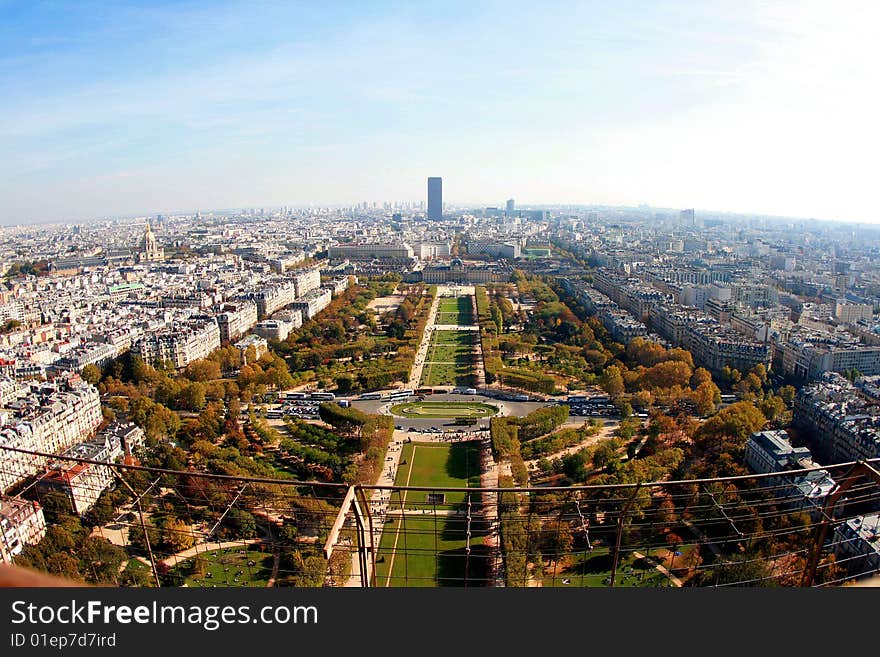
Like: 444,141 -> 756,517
0,376 -> 103,493
793,372 -> 880,463
833,514 -> 880,580
781,332 -> 880,380
0,496 -> 46,564
244,279 -> 296,320
291,288 -> 332,320
215,301 -> 258,343
328,243 -> 414,264
131,318 -> 221,369
744,430 -> 835,516
36,432 -> 123,516
834,300 -> 873,325
650,305 -> 770,374
292,266 -> 322,298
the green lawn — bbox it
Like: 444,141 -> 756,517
421,329 -> 477,387
436,296 -> 475,325
170,546 -> 275,588
374,441 -> 488,586
390,401 -> 498,418
421,362 -> 476,387
541,547 -> 674,588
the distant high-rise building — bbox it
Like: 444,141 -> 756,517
427,177 -> 443,220
506,198 -> 515,214
680,208 -> 695,226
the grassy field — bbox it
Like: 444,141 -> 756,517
390,401 -> 498,418
435,296 -> 475,325
374,441 -> 488,586
540,547 -> 673,588
171,547 -> 275,588
421,329 -> 477,387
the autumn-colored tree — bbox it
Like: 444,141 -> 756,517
692,380 -> 721,416
81,363 -> 102,385
691,367 -> 713,389
640,360 -> 693,390
162,518 -> 195,553
601,365 -> 625,397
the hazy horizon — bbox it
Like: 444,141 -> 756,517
3,1 -> 879,225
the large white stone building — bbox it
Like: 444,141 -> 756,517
292,266 -> 322,298
215,301 -> 258,343
131,318 -> 221,369
0,376 -> 102,493
0,496 -> 46,563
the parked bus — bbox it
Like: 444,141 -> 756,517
286,392 -> 308,400
453,417 -> 477,426
389,389 -> 414,400
310,392 -> 336,401
416,387 -> 434,395
358,392 -> 384,400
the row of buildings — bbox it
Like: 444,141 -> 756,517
792,372 -> 880,463
584,268 -> 772,374
744,428 -> 879,580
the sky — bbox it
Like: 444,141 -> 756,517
2,0 -> 880,225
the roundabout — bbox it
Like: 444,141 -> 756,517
389,400 -> 499,419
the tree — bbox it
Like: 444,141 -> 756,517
81,364 -> 102,385
179,382 -> 207,411
692,381 -> 721,416
601,365 -> 625,397
697,554 -> 773,587
691,367 -> 713,389
759,394 -> 788,422
750,363 -> 768,384
777,385 -> 796,406
1,319 -> 22,333
318,403 -> 367,437
335,375 -> 354,394
697,401 -> 766,440
221,509 -> 257,539
128,518 -> 160,556
640,360 -> 693,390
592,442 -> 621,473
162,517 -> 195,553
185,359 -> 221,382
561,450 -> 589,481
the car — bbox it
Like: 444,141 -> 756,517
395,425 -> 403,430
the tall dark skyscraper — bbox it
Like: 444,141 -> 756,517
506,198 -> 515,214
427,177 -> 442,220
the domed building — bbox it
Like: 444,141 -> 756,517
138,220 -> 164,262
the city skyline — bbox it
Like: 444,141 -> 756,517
2,1 -> 880,226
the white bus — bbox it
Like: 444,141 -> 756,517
310,392 -> 336,401
389,389 -> 414,400
358,392 -> 384,400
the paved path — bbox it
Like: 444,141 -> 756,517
159,538 -> 263,568
408,292 -> 441,389
632,551 -> 684,587
523,420 -> 620,469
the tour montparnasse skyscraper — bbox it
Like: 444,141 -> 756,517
427,177 -> 442,220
